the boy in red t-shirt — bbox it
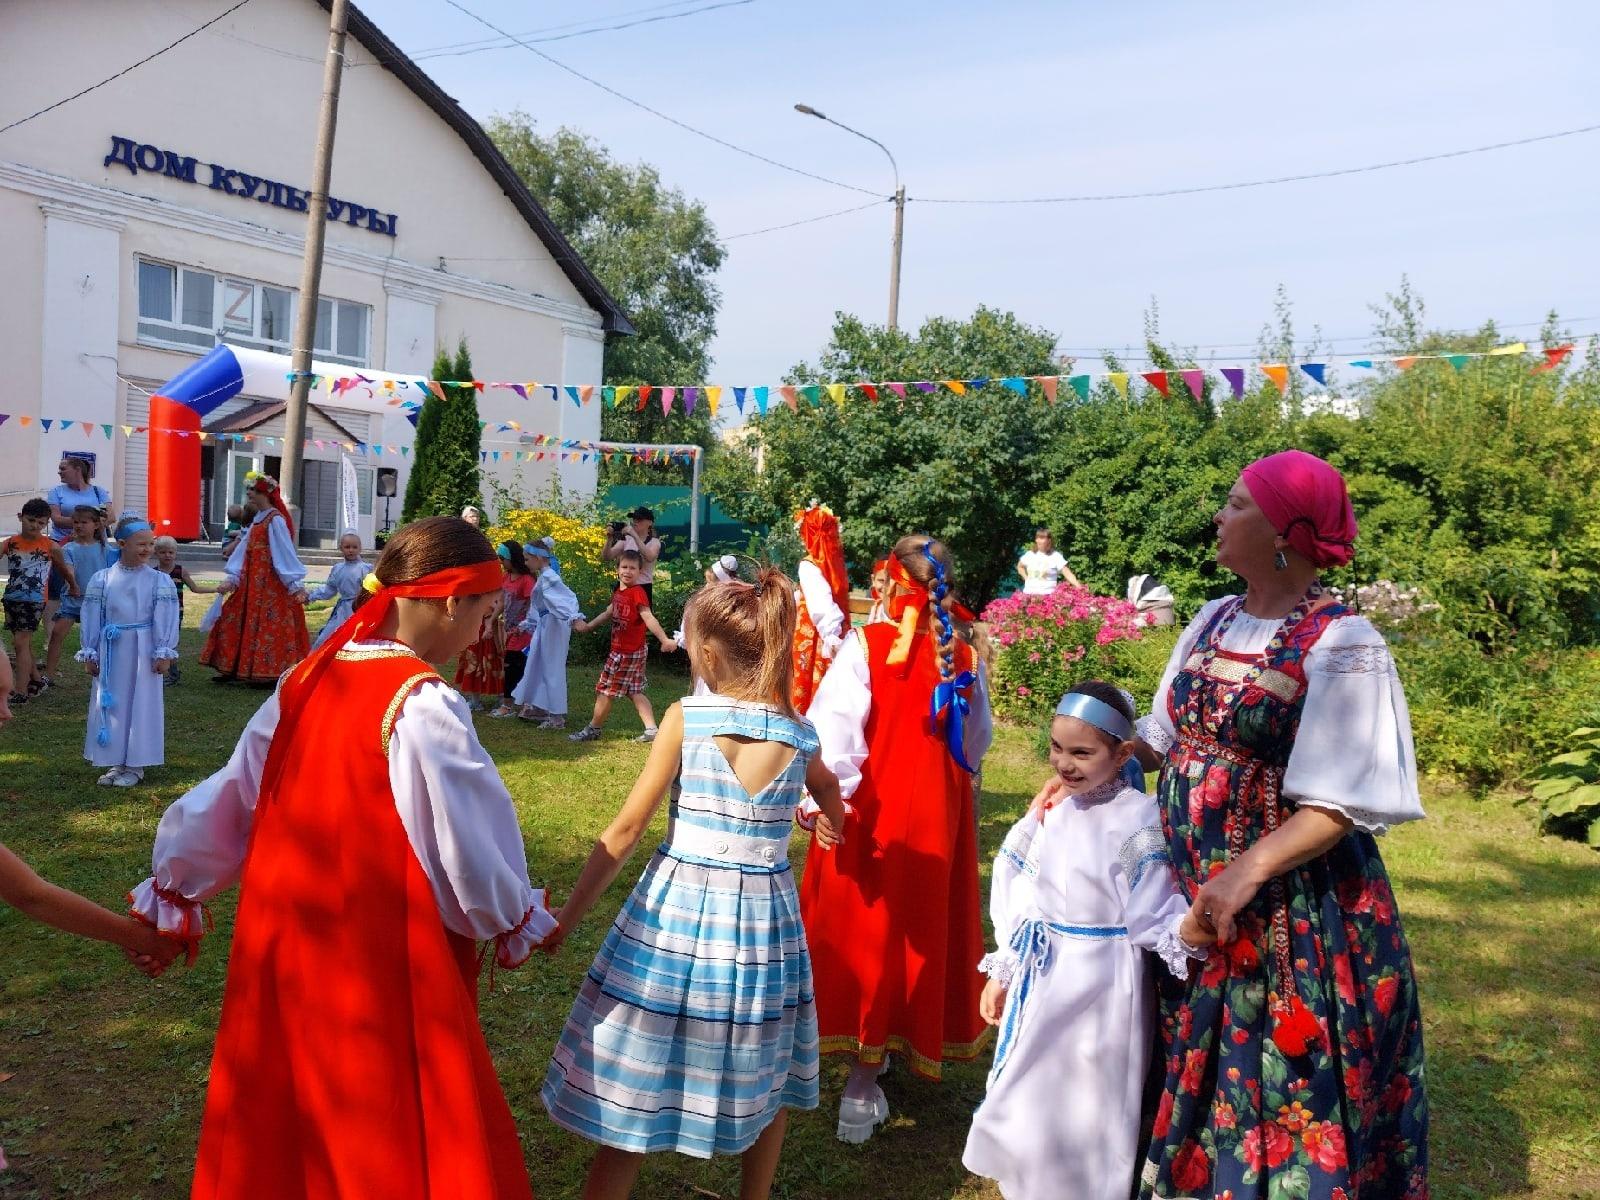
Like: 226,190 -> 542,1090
569,550 -> 672,743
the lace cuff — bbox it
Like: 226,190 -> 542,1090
1154,925 -> 1209,981
153,646 -> 180,661
74,648 -> 99,664
127,878 -> 210,964
1313,643 -> 1394,675
978,949 -> 1020,988
1136,714 -> 1173,754
493,890 -> 559,969
795,797 -> 854,833
1292,796 -> 1392,836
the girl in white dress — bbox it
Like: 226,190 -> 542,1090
512,539 -> 582,727
307,531 -> 372,651
77,519 -> 180,787
962,681 -> 1213,1200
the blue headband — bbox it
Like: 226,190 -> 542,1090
525,542 -> 560,571
496,544 -> 512,559
118,520 -> 153,537
1054,692 -> 1134,742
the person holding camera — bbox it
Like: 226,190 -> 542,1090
603,508 -> 662,603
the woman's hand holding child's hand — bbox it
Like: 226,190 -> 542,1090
123,921 -> 182,978
979,977 -> 1008,1026
1179,900 -> 1218,949
813,812 -> 845,849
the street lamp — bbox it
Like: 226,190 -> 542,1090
794,103 -> 905,331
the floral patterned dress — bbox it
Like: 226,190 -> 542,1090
1141,593 -> 1429,1200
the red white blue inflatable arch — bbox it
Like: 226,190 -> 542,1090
147,344 -> 424,539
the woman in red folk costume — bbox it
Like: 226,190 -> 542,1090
201,475 -> 310,683
791,503 -> 850,713
801,535 -> 994,1143
130,517 -> 557,1200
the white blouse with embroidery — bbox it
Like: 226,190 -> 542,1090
1137,597 -> 1425,834
129,640 -> 555,965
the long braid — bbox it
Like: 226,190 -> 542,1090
921,541 -> 959,689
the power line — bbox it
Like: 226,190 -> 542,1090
719,198 -> 890,242
0,0 -> 255,136
404,0 -> 734,54
401,0 -> 757,62
437,0 -> 881,197
913,120 -> 1600,205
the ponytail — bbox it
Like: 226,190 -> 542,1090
753,566 -> 797,714
684,564 -> 797,714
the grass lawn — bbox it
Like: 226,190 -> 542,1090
2,611 -> 1598,1199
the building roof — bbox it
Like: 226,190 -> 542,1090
321,0 -> 634,336
207,399 -> 363,444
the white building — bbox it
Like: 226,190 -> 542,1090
0,0 -> 631,545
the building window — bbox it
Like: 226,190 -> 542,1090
354,466 -> 374,516
135,257 -> 371,366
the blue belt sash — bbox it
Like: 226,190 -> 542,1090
95,620 -> 152,746
990,918 -> 1127,1082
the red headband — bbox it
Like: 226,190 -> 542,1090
256,558 -> 504,806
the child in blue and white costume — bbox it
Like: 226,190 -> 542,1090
511,538 -> 582,727
963,681 -> 1213,1200
542,566 -> 849,1200
76,518 -> 180,788
307,530 -> 371,651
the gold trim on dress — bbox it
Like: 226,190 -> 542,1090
817,1028 -> 995,1081
380,670 -> 441,757
1181,652 -> 1302,702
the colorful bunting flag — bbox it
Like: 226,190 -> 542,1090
1488,343 -> 1528,356
1349,360 -> 1373,370
1533,344 -> 1575,373
1394,357 -> 1418,371
1000,377 -> 1028,396
1068,375 -> 1090,402
1180,369 -> 1206,401
40,419 -> 53,431
943,380 -> 967,396
888,382 -> 908,399
684,387 -> 699,416
1040,377 -> 1058,403
800,385 -> 821,407
1221,367 -> 1245,397
858,382 -> 879,402
1445,354 -> 1469,371
1300,363 -> 1326,385
732,386 -> 747,412
705,386 -> 722,417
1261,364 -> 1289,394
753,386 -> 769,415
636,385 -> 653,411
825,383 -> 846,407
1108,373 -> 1128,400
1141,372 -> 1170,398
579,385 -> 595,406
779,386 -> 798,412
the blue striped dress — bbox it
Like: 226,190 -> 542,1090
542,696 -> 822,1157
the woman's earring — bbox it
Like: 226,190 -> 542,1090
1273,549 -> 1288,571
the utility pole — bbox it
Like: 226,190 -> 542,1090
280,0 -> 350,536
888,184 -> 905,332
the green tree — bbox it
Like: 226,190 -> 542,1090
487,114 -> 724,484
751,307 -> 1066,602
401,339 -> 481,522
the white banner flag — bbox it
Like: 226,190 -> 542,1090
339,454 -> 359,537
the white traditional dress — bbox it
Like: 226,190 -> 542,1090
962,780 -> 1203,1200
129,639 -> 554,955
307,559 -> 372,651
77,562 -> 180,769
511,567 -> 581,717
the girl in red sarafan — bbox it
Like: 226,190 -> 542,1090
800,534 -> 994,1144
201,475 -> 309,684
790,503 -> 849,714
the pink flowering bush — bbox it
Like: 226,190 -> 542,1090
981,584 -> 1153,723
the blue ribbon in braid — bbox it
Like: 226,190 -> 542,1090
921,541 -> 978,774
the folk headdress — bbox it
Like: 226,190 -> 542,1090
248,473 -> 295,539
794,502 -> 849,616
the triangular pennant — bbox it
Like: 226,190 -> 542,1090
1108,373 -> 1128,400
1261,364 -> 1289,393
101,424 -> 113,439
1394,357 -> 1418,372
1040,377 -> 1058,403
1141,372 -> 1170,398
1000,376 -> 1028,396
1300,363 -> 1326,385
18,416 -> 34,427
472,380 -> 485,392
510,383 -> 527,399
601,385 -> 615,407
1221,367 -> 1245,397
914,381 -> 937,394
1181,369 -> 1206,401
825,383 -> 846,407
80,421 -> 94,435
1533,344 -> 1575,373
1068,374 -> 1090,402
563,386 -> 580,406
800,385 -> 821,407
705,386 -> 721,417
40,418 -> 53,431
888,382 -> 907,399
122,424 -> 134,436
1444,354 -> 1469,371
0,414 -> 9,427
636,385 -> 653,411
1348,359 -> 1373,370
943,380 -> 967,396
732,386 -> 747,412
1488,342 -> 1527,356
580,385 -> 595,405
684,386 -> 699,415
753,386 -> 769,415
779,386 -> 799,412
613,386 -> 632,409
660,386 -> 676,414
858,382 -> 879,402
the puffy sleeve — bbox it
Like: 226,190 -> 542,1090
1283,616 -> 1425,834
388,681 -> 558,966
808,629 -> 872,798
797,558 -> 847,651
1118,821 -> 1205,979
540,573 -> 583,623
128,689 -> 281,942
151,569 -> 181,660
265,514 -> 307,592
222,522 -> 250,584
74,569 -> 108,663
965,658 -> 994,769
979,814 -> 1041,986
1136,597 -> 1232,754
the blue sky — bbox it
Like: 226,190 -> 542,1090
360,0 -> 1600,385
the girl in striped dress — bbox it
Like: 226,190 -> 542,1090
542,566 -> 849,1200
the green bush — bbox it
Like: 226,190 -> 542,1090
1526,727 -> 1600,848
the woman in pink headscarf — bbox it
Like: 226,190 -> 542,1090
1134,450 -> 1430,1200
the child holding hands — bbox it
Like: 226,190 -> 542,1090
961,682 -> 1214,1200
568,549 -> 673,743
543,567 -> 847,1200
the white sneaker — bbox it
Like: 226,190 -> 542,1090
537,716 -> 567,730
836,1087 -> 889,1144
635,727 -> 658,743
111,768 -> 144,787
97,767 -> 122,786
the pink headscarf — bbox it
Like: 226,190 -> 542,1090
1240,450 -> 1357,568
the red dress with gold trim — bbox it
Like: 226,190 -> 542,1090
454,607 -> 505,696
200,512 -> 309,683
191,649 -> 534,1200
799,623 -> 991,1078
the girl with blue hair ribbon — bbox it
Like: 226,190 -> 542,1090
962,681 -> 1213,1200
511,537 -> 582,728
76,516 -> 180,787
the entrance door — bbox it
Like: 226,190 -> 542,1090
226,449 -> 264,516
297,459 -> 340,548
